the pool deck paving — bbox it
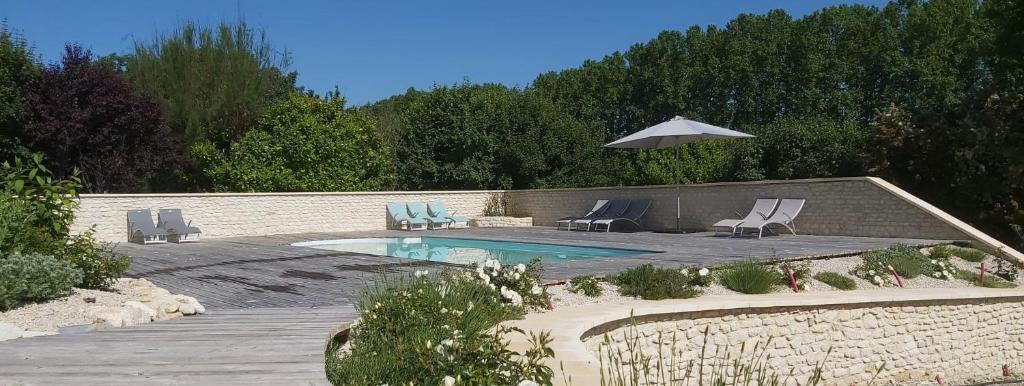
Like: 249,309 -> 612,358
0,227 -> 953,384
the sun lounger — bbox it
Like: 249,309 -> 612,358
387,202 -> 428,231
127,209 -> 167,244
736,198 -> 805,238
571,199 -> 629,231
590,199 -> 651,232
407,202 -> 449,230
157,209 -> 202,243
555,200 -> 608,230
712,198 -> 779,236
427,201 -> 468,229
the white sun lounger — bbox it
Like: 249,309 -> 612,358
735,198 -> 805,239
712,198 -> 779,236
555,200 -> 608,230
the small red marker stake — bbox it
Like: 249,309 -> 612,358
1003,364 -> 1010,377
980,263 -> 986,286
888,265 -> 904,288
784,266 -> 800,292
935,374 -> 943,385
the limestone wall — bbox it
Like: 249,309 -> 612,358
507,177 -> 967,240
73,191 -> 500,242
583,297 -> 1024,385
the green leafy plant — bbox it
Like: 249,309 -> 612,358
325,270 -> 554,385
569,275 -> 603,297
1,153 -> 81,238
0,252 -> 83,311
927,245 -> 954,261
717,261 -> 783,294
680,266 -> 714,287
776,261 -> 811,290
994,259 -> 1019,282
0,193 -> 56,254
613,264 -> 701,300
58,230 -> 131,289
952,246 -> 989,263
813,272 -> 857,290
954,268 -> 1017,288
854,244 -> 933,286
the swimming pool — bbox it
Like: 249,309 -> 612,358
291,237 -> 652,265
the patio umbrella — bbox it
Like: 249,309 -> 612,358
604,116 -> 754,232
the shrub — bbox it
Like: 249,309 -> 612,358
613,264 -> 701,300
954,268 -> 1017,289
994,259 -> 1019,282
718,261 -> 783,294
473,258 -> 548,308
952,246 -> 989,263
568,275 -> 602,297
680,266 -> 714,287
325,270 -> 554,385
0,193 -> 56,253
0,252 -> 83,311
813,272 -> 857,290
927,245 -> 954,261
776,261 -> 811,289
854,244 -> 933,286
1,153 -> 81,240
58,230 -> 131,289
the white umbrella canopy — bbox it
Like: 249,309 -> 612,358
604,116 -> 754,149
604,116 -> 754,232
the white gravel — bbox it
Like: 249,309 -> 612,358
0,278 -> 152,333
548,282 -> 632,309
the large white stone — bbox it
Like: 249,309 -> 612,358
122,301 -> 157,326
90,306 -> 131,328
0,322 -> 25,341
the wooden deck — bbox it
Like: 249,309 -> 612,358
0,306 -> 354,385
0,227 -> 953,384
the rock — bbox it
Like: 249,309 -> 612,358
179,302 -> 196,315
158,298 -> 180,313
193,303 -> 206,315
0,322 -> 25,341
90,306 -> 130,328
122,301 -> 157,325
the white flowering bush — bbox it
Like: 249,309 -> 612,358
326,269 -> 554,385
472,258 -> 549,308
679,266 -> 714,287
852,259 -> 896,287
855,244 -> 950,286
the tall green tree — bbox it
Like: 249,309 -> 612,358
0,23 -> 39,161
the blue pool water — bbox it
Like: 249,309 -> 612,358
292,237 -> 651,265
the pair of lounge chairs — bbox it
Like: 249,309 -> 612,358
555,199 -> 651,232
387,201 -> 468,231
713,198 -> 805,238
127,209 -> 202,244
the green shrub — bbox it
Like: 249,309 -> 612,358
854,244 -> 933,286
952,246 -> 988,263
58,230 -> 131,289
474,258 -> 548,308
680,266 -> 714,287
994,259 -> 1019,282
0,194 -> 57,254
613,264 -> 701,300
0,252 -> 83,311
568,275 -> 602,297
718,261 -> 783,294
813,272 -> 857,290
326,270 -> 554,385
1,154 -> 81,239
954,268 -> 1017,288
927,245 -> 954,261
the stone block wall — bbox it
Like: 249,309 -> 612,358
584,298 -> 1024,385
507,177 -> 968,240
74,191 -> 500,242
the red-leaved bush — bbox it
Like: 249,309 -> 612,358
20,45 -> 176,192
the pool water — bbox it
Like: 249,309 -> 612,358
292,237 -> 651,265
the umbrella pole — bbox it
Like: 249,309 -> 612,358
675,145 -> 680,232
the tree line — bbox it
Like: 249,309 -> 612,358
0,0 -> 1021,246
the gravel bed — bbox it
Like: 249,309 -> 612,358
548,282 -> 632,309
0,278 -> 150,333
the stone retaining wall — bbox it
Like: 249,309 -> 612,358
582,296 -> 1024,385
74,191 -> 500,242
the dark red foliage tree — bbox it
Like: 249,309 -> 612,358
20,45 -> 176,192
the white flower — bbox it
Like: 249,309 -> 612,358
933,272 -> 941,278
443,375 -> 456,386
930,259 -> 937,264
518,381 -> 539,386
868,269 -> 876,275
414,270 -> 429,278
698,268 -> 710,277
680,268 -> 689,276
872,275 -> 883,284
516,263 -> 526,273
531,285 -> 542,295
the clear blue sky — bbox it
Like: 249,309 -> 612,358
2,0 -> 887,105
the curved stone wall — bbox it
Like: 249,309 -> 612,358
584,297 -> 1024,384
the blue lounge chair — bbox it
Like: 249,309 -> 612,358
427,201 -> 468,229
387,202 -> 428,231
407,202 -> 449,229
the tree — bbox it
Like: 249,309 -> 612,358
124,21 -> 296,148
19,45 -> 175,192
0,23 -> 40,161
193,93 -> 394,192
